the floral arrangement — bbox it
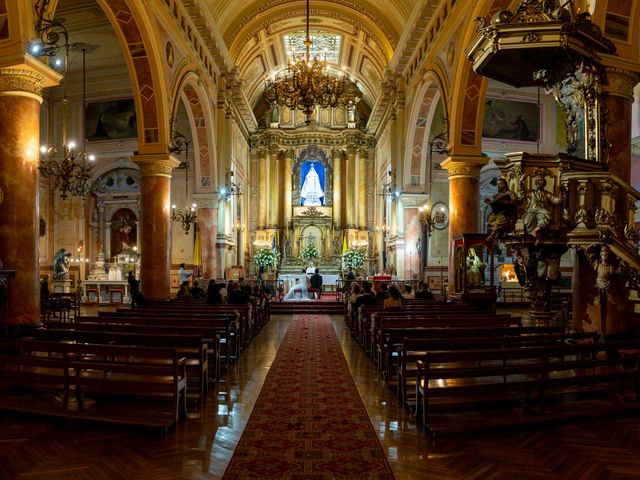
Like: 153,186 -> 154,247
342,247 -> 366,271
300,244 -> 320,262
253,247 -> 280,269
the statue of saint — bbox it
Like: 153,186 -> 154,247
519,172 -> 564,239
300,163 -> 324,206
484,177 -> 516,241
53,248 -> 72,280
466,248 -> 484,286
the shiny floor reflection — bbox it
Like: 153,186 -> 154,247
2,314 -> 640,480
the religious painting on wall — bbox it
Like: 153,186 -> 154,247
482,98 -> 540,143
86,99 -> 137,141
110,209 -> 137,256
300,161 -> 326,206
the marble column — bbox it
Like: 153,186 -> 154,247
357,148 -> 367,229
133,154 -> 179,301
196,198 -> 219,280
602,68 -> 638,182
257,149 -> 268,229
332,150 -> 343,228
441,156 -> 487,289
571,67 -> 638,335
268,145 -> 280,228
345,145 -> 357,228
0,66 -> 59,325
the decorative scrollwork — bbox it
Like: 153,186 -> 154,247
299,206 -> 326,218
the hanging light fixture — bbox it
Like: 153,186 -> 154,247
169,126 -> 197,234
263,0 -> 361,125
33,1 -> 95,200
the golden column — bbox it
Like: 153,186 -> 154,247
133,154 -> 180,301
332,149 -> 343,228
441,156 -> 487,289
357,148 -> 368,229
0,66 -> 60,326
268,144 -> 280,228
284,149 -> 293,225
345,145 -> 357,228
257,148 -> 268,229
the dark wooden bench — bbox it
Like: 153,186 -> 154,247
0,338 -> 69,405
357,305 -> 503,350
369,313 -> 521,359
31,329 -> 208,403
88,313 -> 238,369
396,331 -> 598,409
48,320 -> 221,386
68,343 -> 187,430
414,341 -> 640,438
377,324 -> 558,380
0,338 -> 187,431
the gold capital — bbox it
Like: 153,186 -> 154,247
133,154 -> 180,177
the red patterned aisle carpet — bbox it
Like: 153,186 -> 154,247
222,313 -> 395,480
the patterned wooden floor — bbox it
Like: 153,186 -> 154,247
1,314 -> 640,479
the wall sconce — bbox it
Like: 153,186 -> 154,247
379,170 -> 398,198
168,123 -> 197,234
220,169 -> 242,198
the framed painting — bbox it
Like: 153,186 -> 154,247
85,99 -> 137,141
483,98 -> 540,143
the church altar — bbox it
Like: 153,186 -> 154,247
83,280 -> 130,305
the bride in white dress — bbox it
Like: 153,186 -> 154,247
283,273 -> 310,301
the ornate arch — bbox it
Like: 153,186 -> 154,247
173,72 -> 217,194
292,144 -> 334,207
90,0 -> 171,152
404,72 -> 447,190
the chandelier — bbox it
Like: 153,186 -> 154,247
34,4 -> 95,199
169,127 -> 197,234
263,0 -> 360,125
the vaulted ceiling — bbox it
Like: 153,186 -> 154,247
205,0 -> 420,109
53,0 -> 437,118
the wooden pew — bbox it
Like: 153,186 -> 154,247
357,304 -> 500,349
0,338 -> 187,432
0,338 -> 69,406
31,329 -> 208,403
396,331 -> 598,409
380,325 -> 565,384
88,313 -> 238,369
47,320 -> 220,387
369,313 -> 521,359
124,303 -> 258,347
414,341 -> 640,438
68,343 -> 188,430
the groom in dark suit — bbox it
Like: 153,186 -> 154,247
310,268 -> 323,299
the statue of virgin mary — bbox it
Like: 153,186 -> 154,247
300,163 -> 324,206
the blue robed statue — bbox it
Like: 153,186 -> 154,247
300,163 -> 324,206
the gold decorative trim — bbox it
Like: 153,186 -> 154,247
0,69 -> 49,97
257,148 -> 268,160
134,155 -> 180,177
604,68 -> 639,101
441,158 -> 485,179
